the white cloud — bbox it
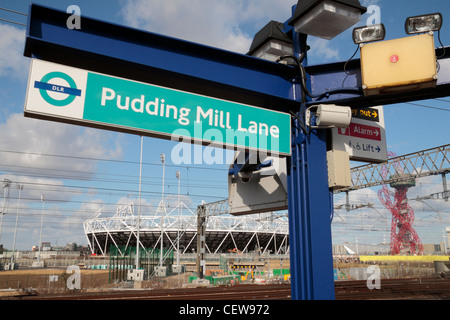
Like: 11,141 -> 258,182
0,113 -> 123,178
0,23 -> 28,80
361,0 -> 381,7
308,37 -> 340,63
0,173 -> 92,250
0,22 -> 128,249
0,112 -> 126,249
0,173 -> 76,205
120,0 -> 294,53
120,1 -> 360,66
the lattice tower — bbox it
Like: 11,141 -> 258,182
377,152 -> 424,255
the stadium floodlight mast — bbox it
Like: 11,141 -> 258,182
135,136 -> 144,271
159,153 -> 166,268
38,194 -> 45,264
176,171 -> 181,269
11,183 -> 23,265
160,153 -> 166,201
0,179 -> 11,249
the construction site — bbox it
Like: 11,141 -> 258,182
0,145 -> 449,299
0,141 -> 448,300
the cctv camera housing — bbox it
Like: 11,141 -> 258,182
315,104 -> 352,128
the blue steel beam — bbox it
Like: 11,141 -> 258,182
287,30 -> 335,300
24,4 -> 450,112
305,46 -> 450,108
22,2 -> 450,301
24,3 -> 298,112
288,117 -> 336,300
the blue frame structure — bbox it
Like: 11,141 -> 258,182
24,4 -> 297,113
23,3 -> 450,300
305,55 -> 450,108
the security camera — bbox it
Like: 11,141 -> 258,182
305,104 -> 352,129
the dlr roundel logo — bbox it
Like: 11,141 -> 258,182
34,71 -> 82,107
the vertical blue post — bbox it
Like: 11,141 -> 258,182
287,30 -> 335,300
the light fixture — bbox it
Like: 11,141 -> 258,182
288,0 -> 367,40
405,13 -> 442,35
247,20 -> 293,62
352,23 -> 386,44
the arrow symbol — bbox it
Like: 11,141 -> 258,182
376,146 -> 381,152
374,129 -> 379,137
372,111 -> 377,118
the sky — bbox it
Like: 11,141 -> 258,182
0,0 -> 448,251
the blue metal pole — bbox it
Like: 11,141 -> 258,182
287,29 -> 335,300
288,117 -> 336,300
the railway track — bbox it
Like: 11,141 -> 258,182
7,277 -> 450,300
335,277 -> 450,300
15,283 -> 292,300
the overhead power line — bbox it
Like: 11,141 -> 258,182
433,98 -> 450,103
405,102 -> 450,112
0,7 -> 27,26
0,17 -> 26,26
0,148 -> 227,171
0,7 -> 28,16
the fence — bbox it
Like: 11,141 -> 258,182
334,263 -> 436,280
1,256 -> 110,269
0,269 -> 110,290
108,246 -> 174,283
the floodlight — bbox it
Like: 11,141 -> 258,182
288,0 -> 367,40
247,21 -> 293,62
405,13 -> 442,35
352,24 -> 385,44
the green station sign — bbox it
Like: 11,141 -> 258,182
25,59 -> 291,156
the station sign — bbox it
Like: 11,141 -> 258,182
331,106 -> 387,163
24,59 -> 291,156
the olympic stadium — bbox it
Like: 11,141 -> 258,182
83,201 -> 289,257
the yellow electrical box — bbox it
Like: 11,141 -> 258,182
360,33 -> 437,96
